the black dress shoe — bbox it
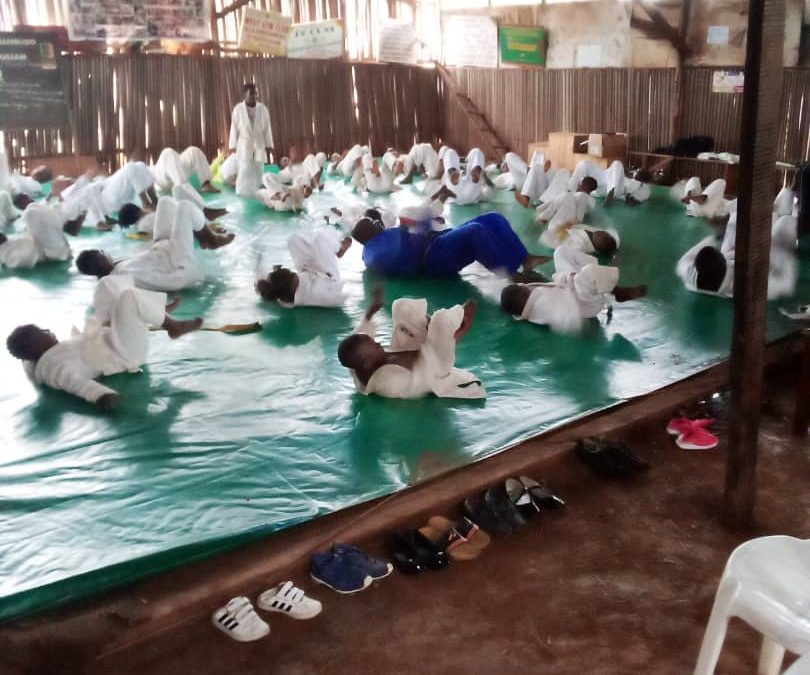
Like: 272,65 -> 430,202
463,493 -> 513,537
389,530 -> 449,574
576,437 -> 649,478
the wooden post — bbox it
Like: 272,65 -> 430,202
723,0 -> 785,528
793,330 -> 810,436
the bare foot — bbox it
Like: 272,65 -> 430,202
203,207 -> 228,220
694,194 -> 708,205
331,207 -> 343,217
515,193 -> 530,208
604,189 -> 615,207
165,297 -> 182,313
197,228 -> 235,249
338,237 -> 352,257
163,316 -> 203,339
200,182 -> 220,194
97,221 -> 113,232
614,285 -> 647,302
523,254 -> 552,270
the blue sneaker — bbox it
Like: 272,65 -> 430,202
333,543 -> 393,580
310,552 -> 373,594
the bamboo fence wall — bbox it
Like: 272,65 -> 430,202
4,56 -> 809,176
442,66 -> 810,164
2,55 -> 443,168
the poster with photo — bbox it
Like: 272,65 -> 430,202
67,0 -> 211,42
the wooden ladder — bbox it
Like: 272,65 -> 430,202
436,64 -> 509,161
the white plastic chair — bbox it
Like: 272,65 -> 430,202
694,536 -> 810,675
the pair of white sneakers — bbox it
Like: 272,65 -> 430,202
212,581 -> 322,642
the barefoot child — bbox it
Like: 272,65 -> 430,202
6,288 -> 201,410
256,228 -> 352,307
337,290 -> 485,399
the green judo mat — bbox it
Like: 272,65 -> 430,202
1,173 -> 808,621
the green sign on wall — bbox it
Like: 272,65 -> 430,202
499,25 -> 547,66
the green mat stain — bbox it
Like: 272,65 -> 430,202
0,174 -> 807,620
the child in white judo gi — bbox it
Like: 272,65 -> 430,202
277,149 -> 326,189
0,149 -> 49,198
256,173 -> 313,212
500,246 -> 646,333
75,197 -> 234,292
58,161 -> 159,230
569,159 -> 651,206
680,178 -> 729,220
6,289 -> 201,411
676,191 -> 798,300
358,153 -> 398,194
152,146 -> 220,195
337,290 -> 485,399
397,143 -> 440,185
513,152 -> 554,207
256,228 -> 352,307
0,203 -> 81,269
228,83 -> 274,197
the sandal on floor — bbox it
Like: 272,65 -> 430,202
257,581 -> 322,620
212,596 -> 270,642
518,476 -> 565,510
422,515 -> 491,560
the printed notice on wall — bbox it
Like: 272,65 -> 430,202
67,0 -> 211,41
442,15 -> 498,68
378,20 -> 419,64
707,25 -> 729,45
238,6 -> 291,55
712,70 -> 744,93
287,19 -> 344,59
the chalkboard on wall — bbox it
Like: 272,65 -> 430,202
0,32 -> 69,130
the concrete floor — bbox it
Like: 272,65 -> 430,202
63,379 -> 809,675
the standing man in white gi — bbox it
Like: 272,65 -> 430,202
228,83 -> 274,197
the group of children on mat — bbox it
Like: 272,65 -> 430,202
1,134 -> 802,409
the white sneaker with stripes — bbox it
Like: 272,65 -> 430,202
257,581 -> 322,620
211,596 -> 270,642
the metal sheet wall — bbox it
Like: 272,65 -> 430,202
2,55 -> 443,167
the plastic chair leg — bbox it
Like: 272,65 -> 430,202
758,637 -> 786,675
694,607 -> 731,675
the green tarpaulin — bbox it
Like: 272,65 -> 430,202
0,175 -> 806,620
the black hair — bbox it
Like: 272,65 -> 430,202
694,246 -> 727,292
364,208 -> 383,222
500,284 -> 530,316
7,325 -> 44,361
76,249 -> 109,277
118,203 -> 143,228
591,231 -> 618,256
256,268 -> 297,304
338,333 -> 374,369
12,193 -> 32,210
31,166 -> 53,183
0,233 -> 6,245
580,176 -> 598,194
352,216 -> 385,245
243,83 -> 257,94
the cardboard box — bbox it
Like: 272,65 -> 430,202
587,133 -> 626,158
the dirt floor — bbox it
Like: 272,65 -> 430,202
28,370 -> 797,675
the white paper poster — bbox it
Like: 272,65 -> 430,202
67,0 -> 211,41
287,19 -> 344,59
712,70 -> 744,93
379,20 -> 420,64
441,15 -> 498,69
707,25 -> 730,45
575,44 -> 602,68
238,6 -> 291,55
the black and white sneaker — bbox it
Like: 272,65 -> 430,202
257,581 -> 322,620
212,596 -> 270,642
